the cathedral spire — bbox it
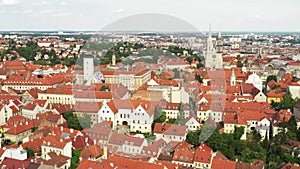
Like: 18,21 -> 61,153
208,24 -> 212,40
230,68 -> 236,86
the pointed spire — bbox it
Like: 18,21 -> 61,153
218,32 -> 221,40
208,24 -> 212,39
231,68 -> 236,86
231,68 -> 236,78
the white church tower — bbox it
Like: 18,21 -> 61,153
205,26 -> 223,70
230,68 -> 236,86
84,57 -> 94,85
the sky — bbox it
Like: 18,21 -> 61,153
0,0 -> 300,32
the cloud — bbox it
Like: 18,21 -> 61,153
51,11 -> 72,17
60,2 -> 67,6
0,10 -> 5,14
0,0 -> 20,6
32,1 -> 47,6
40,10 -> 53,15
112,8 -> 124,13
23,9 -> 32,14
11,10 -> 19,14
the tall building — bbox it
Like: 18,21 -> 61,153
84,57 -> 94,85
205,27 -> 223,69
230,68 -> 236,86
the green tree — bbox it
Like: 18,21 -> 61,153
25,147 -> 35,158
287,116 -> 297,133
100,85 -> 110,91
174,103 -> 186,126
79,115 -> 91,129
186,130 -> 201,146
152,107 -> 166,130
70,148 -> 83,169
237,60 -> 243,68
195,75 -> 203,83
63,111 -> 83,130
271,92 -> 299,111
173,68 -> 180,79
185,57 -> 193,64
233,126 -> 245,140
266,75 -> 277,84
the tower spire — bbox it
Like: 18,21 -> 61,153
230,68 -> 236,86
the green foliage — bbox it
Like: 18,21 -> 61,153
186,130 -> 202,146
167,46 -> 192,56
78,115 -> 91,129
25,147 -> 35,158
287,116 -> 297,132
8,141 -> 15,145
70,148 -> 83,169
31,127 -> 38,133
144,133 -> 156,140
196,63 -> 204,69
166,119 -> 176,124
237,60 -> 243,68
173,69 -> 180,79
185,57 -> 193,64
195,75 -> 203,83
271,92 -> 299,111
187,128 -> 267,163
153,107 -> 166,123
152,108 -> 166,130
266,75 -> 277,84
233,126 -> 245,140
174,103 -> 185,126
63,111 -> 85,130
100,85 -> 110,91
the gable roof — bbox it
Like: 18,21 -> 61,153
74,102 -> 102,112
194,143 -> 213,164
153,123 -> 187,136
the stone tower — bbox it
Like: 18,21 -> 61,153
205,26 -> 223,70
230,68 -> 236,86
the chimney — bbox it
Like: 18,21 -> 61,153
85,137 -> 88,143
70,128 -> 73,133
60,126 -> 63,131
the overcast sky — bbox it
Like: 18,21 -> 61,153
1,0 -> 299,32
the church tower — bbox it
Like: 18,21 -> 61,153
205,26 -> 223,70
230,68 -> 236,86
216,32 -> 223,53
112,54 -> 116,66
83,57 -> 95,85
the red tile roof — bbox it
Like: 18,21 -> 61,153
194,143 -> 213,164
74,91 -> 112,99
172,148 -> 194,163
80,145 -> 103,159
5,120 -> 34,135
0,158 -> 31,169
108,132 -> 145,147
72,135 -> 94,149
211,158 -> 237,169
153,123 -> 187,136
74,101 -> 102,112
41,135 -> 69,149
